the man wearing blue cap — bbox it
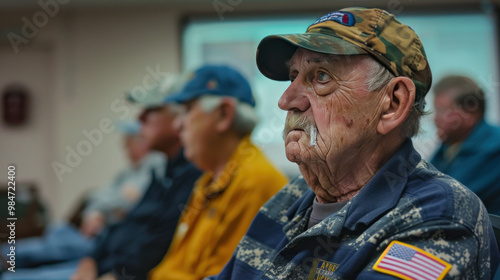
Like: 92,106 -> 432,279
208,7 -> 499,280
1,75 -> 200,280
69,75 -> 202,280
149,65 -> 288,280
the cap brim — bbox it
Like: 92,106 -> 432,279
164,93 -> 190,104
126,90 -> 165,108
165,88 -> 256,107
164,89 -> 211,104
256,33 -> 368,81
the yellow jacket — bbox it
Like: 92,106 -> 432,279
149,136 -> 287,280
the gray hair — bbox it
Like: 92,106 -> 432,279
198,95 -> 258,136
364,57 -> 424,138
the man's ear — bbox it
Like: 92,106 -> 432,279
215,98 -> 236,132
377,77 -> 416,135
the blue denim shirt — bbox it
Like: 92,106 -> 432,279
92,150 -> 201,280
210,139 -> 499,279
431,120 -> 500,215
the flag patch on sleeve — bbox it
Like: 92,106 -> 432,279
373,240 -> 452,280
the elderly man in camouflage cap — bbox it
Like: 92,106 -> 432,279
208,7 -> 499,280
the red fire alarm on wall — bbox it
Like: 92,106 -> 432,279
2,84 -> 29,126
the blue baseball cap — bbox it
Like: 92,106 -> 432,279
164,65 -> 255,107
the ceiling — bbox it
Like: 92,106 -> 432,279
1,0 -> 499,11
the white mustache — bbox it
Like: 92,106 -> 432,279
283,113 -> 318,146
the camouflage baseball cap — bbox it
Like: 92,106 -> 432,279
256,7 -> 432,110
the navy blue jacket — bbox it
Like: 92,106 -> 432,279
91,150 -> 201,280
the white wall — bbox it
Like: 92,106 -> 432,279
0,46 -> 56,212
52,9 -> 182,220
1,7 -> 184,221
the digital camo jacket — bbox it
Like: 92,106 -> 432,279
209,139 -> 500,280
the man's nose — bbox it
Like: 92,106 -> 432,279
278,78 -> 311,112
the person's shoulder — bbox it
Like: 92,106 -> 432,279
237,143 -> 288,182
409,159 -> 482,205
481,122 -> 500,151
406,159 -> 487,227
258,176 -> 310,223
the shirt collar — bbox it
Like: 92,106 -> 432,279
439,119 -> 488,155
200,135 -> 253,197
458,119 -> 488,151
343,139 -> 421,231
166,149 -> 188,177
284,139 -> 421,234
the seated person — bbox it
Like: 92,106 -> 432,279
1,76 -> 201,280
149,65 -> 288,280
0,121 -> 165,269
210,7 -> 500,280
83,121 -> 167,236
431,75 -> 500,215
71,75 -> 202,280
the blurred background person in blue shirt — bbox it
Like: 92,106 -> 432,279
431,75 -> 500,215
0,121 -> 166,269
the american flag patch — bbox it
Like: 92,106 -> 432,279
373,241 -> 452,280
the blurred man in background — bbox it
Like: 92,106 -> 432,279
431,75 -> 500,215
71,74 -> 202,280
82,121 -> 166,236
1,75 -> 201,280
149,65 -> 287,280
1,120 -> 166,270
